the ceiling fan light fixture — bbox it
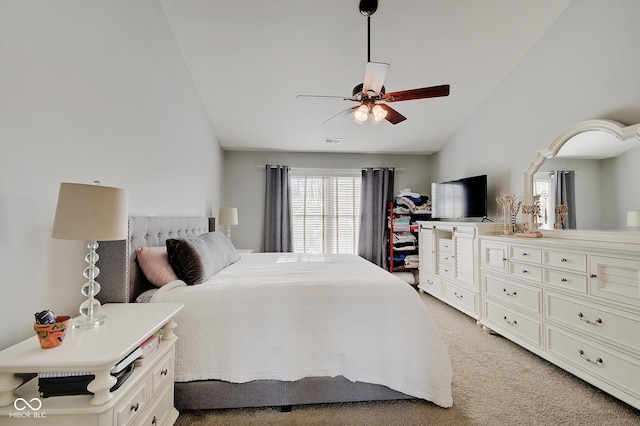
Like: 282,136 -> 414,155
354,105 -> 369,122
372,104 -> 387,121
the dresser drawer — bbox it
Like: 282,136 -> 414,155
439,252 -> 455,267
510,246 -> 542,264
115,379 -> 147,426
546,293 -> 640,352
484,274 -> 542,315
151,349 -> 174,395
547,326 -> 640,400
443,282 -> 478,315
439,263 -> 456,279
484,300 -> 542,347
439,238 -> 453,253
418,272 -> 443,297
543,268 -> 587,293
139,384 -> 175,426
543,250 -> 587,272
510,262 -> 542,283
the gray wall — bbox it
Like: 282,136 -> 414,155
222,151 -> 429,251
429,0 -> 640,224
0,0 -> 223,350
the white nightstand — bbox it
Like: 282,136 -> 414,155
0,303 -> 183,425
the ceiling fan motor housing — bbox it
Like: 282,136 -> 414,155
353,83 -> 385,98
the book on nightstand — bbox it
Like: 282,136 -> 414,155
38,363 -> 135,398
37,333 -> 160,397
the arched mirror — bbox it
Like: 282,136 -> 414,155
524,119 -> 640,232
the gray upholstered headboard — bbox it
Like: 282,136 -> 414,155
97,216 -> 213,303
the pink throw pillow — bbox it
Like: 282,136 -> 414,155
136,246 -> 178,287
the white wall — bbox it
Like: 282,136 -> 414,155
429,0 -> 640,222
0,1 -> 223,350
222,151 -> 430,252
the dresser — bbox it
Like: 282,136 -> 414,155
417,221 -> 497,319
479,234 -> 640,410
0,303 -> 183,425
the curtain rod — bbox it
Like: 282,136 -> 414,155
256,165 -> 405,171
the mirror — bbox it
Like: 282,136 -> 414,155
524,119 -> 640,232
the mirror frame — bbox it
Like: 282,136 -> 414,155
523,119 -> 640,240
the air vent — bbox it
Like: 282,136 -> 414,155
324,138 -> 343,145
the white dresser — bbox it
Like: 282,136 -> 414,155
479,234 -> 640,410
417,221 -> 497,319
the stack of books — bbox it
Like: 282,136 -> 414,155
38,333 -> 161,398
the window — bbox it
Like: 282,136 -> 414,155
291,169 -> 361,254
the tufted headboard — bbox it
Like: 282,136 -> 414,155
97,216 -> 213,303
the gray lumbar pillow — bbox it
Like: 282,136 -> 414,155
166,231 -> 240,285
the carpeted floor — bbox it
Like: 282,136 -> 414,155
174,292 -> 640,425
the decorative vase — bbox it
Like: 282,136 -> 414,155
34,316 -> 71,349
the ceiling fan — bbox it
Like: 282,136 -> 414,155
296,0 -> 450,125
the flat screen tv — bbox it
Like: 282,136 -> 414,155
431,174 -> 487,219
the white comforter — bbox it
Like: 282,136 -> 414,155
151,253 -> 453,408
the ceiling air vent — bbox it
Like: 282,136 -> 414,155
324,138 -> 343,145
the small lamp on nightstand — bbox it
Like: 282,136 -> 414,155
627,210 -> 640,231
52,181 -> 128,329
218,207 -> 238,242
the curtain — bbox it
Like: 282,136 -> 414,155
263,165 -> 293,252
550,170 -> 576,230
358,167 -> 395,268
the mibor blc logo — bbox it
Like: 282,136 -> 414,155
9,397 -> 46,419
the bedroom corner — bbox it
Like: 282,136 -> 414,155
0,0 -> 223,351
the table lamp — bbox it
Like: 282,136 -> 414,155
627,210 -> 640,231
52,181 -> 128,328
218,207 -> 238,242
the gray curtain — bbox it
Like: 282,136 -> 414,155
263,165 -> 293,252
358,167 -> 395,268
550,170 -> 577,230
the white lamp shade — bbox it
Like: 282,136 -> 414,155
218,207 -> 238,226
52,182 -> 129,241
627,210 -> 640,227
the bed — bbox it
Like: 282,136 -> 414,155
96,216 -> 453,410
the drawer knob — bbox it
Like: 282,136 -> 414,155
503,315 -> 517,326
161,368 -> 168,376
502,288 -> 517,297
454,292 -> 463,299
578,349 -> 603,365
522,252 -> 528,256
522,269 -> 528,274
130,403 -> 139,412
561,278 -> 568,282
561,258 -> 568,262
152,415 -> 158,425
590,274 -> 597,278
578,312 -> 602,325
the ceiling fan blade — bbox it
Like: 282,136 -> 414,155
363,62 -> 389,96
323,106 -> 360,124
382,84 -> 450,102
378,104 -> 406,125
297,94 -> 358,102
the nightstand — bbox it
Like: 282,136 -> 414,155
0,303 -> 183,425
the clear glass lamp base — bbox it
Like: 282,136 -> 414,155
74,240 -> 107,329
72,314 -> 107,329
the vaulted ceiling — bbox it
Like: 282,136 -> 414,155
161,0 -> 572,154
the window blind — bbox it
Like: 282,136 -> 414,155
291,173 -> 361,254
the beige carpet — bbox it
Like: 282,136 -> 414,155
175,292 -> 640,425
